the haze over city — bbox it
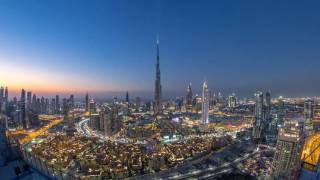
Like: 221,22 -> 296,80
1,0 -> 320,99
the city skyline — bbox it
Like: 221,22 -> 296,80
1,0 -> 320,98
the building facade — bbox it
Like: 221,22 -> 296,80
272,118 -> 305,179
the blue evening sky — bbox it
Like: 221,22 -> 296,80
0,0 -> 320,99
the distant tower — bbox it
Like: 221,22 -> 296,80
125,91 -> 130,115
186,83 -> 193,111
0,115 -> 8,166
70,94 -> 74,108
201,81 -> 209,124
0,87 -> 4,101
55,95 -> 60,113
253,91 -> 264,142
228,93 -> 237,108
0,87 -> 4,113
154,39 -> 162,115
20,89 -> 28,129
4,87 -> 8,104
85,93 -> 89,111
126,91 -> 129,103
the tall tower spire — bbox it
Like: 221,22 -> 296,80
202,81 -> 209,124
154,39 -> 162,115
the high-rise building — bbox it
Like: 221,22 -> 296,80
125,91 -> 130,115
135,97 -> 141,112
272,118 -> 305,179
265,91 -> 272,121
70,94 -> 74,109
253,91 -> 264,142
186,83 -> 193,111
101,105 -> 122,136
62,98 -> 69,120
126,91 -> 129,103
89,99 -> 96,113
0,87 -> 4,113
0,115 -> 8,166
304,99 -> 314,135
4,87 -> 8,104
32,94 -> 37,113
154,39 -> 162,115
40,96 -> 45,114
209,91 -> 216,110
55,95 -> 60,114
20,89 -> 28,129
85,93 -> 89,111
228,93 -> 237,108
201,81 -> 209,124
0,87 -> 4,101
51,98 -> 56,114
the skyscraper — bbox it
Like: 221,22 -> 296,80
135,97 -> 141,112
154,39 -> 162,115
85,92 -> 89,112
26,92 -> 32,108
0,115 -> 8,166
126,91 -> 129,103
186,83 -> 193,112
265,91 -> 272,122
253,91 -> 264,142
20,89 -> 28,129
201,81 -> 209,124
0,87 -> 4,101
32,94 -> 37,113
55,95 -> 60,114
272,118 -> 305,179
0,87 -> 4,112
304,99 -> 314,135
102,105 -> 122,136
4,87 -> 8,104
70,94 -> 74,108
228,93 -> 237,108
89,99 -> 96,114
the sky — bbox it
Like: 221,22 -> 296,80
0,0 -> 320,99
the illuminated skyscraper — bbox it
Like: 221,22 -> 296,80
186,83 -> 193,111
89,99 -> 96,113
272,118 -> 305,179
253,91 -> 264,142
201,81 -> 209,124
154,39 -> 162,115
228,93 -> 237,108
